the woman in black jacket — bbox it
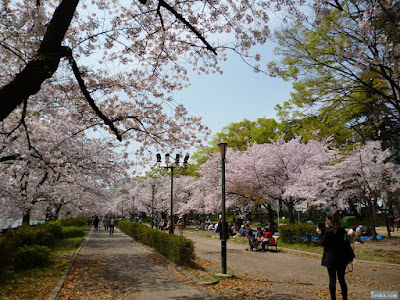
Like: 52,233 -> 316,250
316,213 -> 348,300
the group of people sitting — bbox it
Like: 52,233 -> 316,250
244,225 -> 277,252
197,220 -> 237,236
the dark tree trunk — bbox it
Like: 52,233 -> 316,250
286,200 -> 295,224
367,197 -> 377,240
23,211 -> 30,225
263,202 -> 275,226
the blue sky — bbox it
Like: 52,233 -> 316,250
173,46 -> 293,138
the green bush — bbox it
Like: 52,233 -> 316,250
14,245 -> 51,269
279,224 -> 319,244
118,220 -> 194,266
46,220 -> 63,237
61,226 -> 84,238
5,224 -> 54,247
61,217 -> 87,227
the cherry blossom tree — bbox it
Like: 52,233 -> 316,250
328,142 -> 400,238
0,115 -> 126,223
0,0 -> 286,161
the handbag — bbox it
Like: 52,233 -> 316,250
344,233 -> 355,273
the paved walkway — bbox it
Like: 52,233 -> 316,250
185,230 -> 400,300
56,228 -> 213,300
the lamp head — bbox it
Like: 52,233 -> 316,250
218,142 -> 228,159
156,153 -> 161,163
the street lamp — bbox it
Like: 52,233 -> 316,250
218,142 -> 228,275
156,152 -> 189,234
151,184 -> 155,228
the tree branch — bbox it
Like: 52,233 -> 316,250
65,48 -> 122,141
0,0 -> 79,122
158,0 -> 217,55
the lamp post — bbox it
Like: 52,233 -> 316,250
151,184 -> 155,228
156,152 -> 189,234
218,142 -> 228,274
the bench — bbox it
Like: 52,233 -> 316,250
246,235 -> 280,252
264,235 -> 279,252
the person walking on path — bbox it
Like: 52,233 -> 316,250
176,217 -> 185,236
103,217 -> 109,231
93,215 -> 100,230
316,212 -> 348,300
109,216 -> 115,236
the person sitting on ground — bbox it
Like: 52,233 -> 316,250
239,225 -> 246,236
349,227 -> 363,244
214,220 -> 220,234
228,223 -> 234,236
260,227 -> 276,252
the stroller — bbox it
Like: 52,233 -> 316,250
246,231 -> 261,251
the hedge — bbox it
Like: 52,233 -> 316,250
279,224 -> 320,244
61,226 -> 85,238
118,220 -> 194,266
14,245 -> 51,269
0,222 -> 85,268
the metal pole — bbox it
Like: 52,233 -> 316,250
169,167 -> 174,234
277,200 -> 280,226
151,184 -> 155,228
221,155 -> 227,274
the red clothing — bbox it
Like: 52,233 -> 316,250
262,232 -> 275,245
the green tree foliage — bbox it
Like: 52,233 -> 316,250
215,118 -> 279,151
272,1 -> 400,156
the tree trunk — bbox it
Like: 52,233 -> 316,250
262,202 -> 275,226
286,200 -> 295,224
367,197 -> 377,240
385,216 -> 392,238
22,211 -> 30,225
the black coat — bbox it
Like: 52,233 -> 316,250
319,227 -> 347,268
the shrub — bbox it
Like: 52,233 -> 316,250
46,220 -> 63,238
5,224 -> 54,247
61,226 -> 84,238
14,245 -> 51,269
61,217 -> 87,227
279,224 -> 319,244
118,220 -> 194,266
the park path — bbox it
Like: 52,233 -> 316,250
56,228 -> 213,300
185,230 -> 400,300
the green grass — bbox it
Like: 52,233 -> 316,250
0,227 -> 89,299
